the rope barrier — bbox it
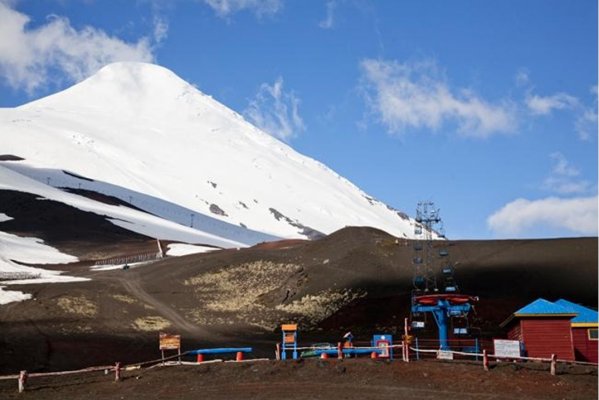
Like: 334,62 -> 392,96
408,347 -> 599,367
0,365 -> 114,381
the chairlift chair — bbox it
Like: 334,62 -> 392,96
411,312 -> 426,329
413,275 -> 426,289
451,315 -> 470,336
442,265 -> 454,275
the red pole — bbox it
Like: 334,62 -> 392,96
550,354 -> 556,376
483,350 -> 489,372
337,342 -> 343,359
115,362 -> 121,382
18,370 -> 27,393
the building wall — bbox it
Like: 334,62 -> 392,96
572,328 -> 598,363
507,323 -> 522,341
520,318 -> 574,361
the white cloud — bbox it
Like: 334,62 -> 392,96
515,69 -> 530,87
522,81 -> 596,141
0,2 -> 156,94
360,58 -> 516,138
244,77 -> 305,141
152,16 -> 169,43
202,0 -> 282,18
542,152 -> 592,195
487,196 -> 598,236
575,86 -> 598,141
525,92 -> 579,115
319,1 -> 336,29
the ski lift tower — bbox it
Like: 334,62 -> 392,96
410,201 -> 478,350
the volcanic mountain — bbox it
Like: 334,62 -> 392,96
0,62 -> 417,253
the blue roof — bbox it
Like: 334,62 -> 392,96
514,298 -> 576,316
554,299 -> 598,324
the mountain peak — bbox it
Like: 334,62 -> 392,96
86,62 -> 189,91
22,62 -> 207,118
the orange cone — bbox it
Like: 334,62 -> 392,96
197,353 -> 204,363
371,351 -> 378,359
321,352 -> 329,359
236,351 -> 244,362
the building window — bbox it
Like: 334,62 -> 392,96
588,328 -> 598,340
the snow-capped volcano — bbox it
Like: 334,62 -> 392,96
1,62 -> 417,246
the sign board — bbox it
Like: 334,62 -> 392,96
372,334 -> 393,359
412,321 -> 425,329
159,333 -> 181,350
493,339 -> 521,358
281,324 -> 297,331
284,332 -> 296,344
437,350 -> 454,360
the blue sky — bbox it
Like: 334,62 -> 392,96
0,0 -> 597,239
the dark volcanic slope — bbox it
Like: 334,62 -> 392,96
0,227 -> 596,373
0,190 -> 155,259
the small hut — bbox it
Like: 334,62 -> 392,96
500,298 -> 576,361
554,299 -> 598,363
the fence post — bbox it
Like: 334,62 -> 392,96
415,337 -> 420,360
550,354 -> 556,376
275,343 -> 280,360
337,342 -> 343,359
403,317 -> 410,362
18,370 -> 27,393
114,362 -> 121,382
483,350 -> 489,372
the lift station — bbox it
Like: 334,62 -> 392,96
410,201 -> 478,350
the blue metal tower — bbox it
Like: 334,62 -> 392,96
409,201 -> 478,350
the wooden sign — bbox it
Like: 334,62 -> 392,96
159,333 -> 181,350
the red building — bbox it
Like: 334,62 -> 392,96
555,299 -> 598,363
500,298 -> 576,361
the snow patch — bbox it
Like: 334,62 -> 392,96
166,243 -> 217,256
0,213 -> 13,222
0,231 -> 87,294
0,231 -> 78,265
0,286 -> 31,305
